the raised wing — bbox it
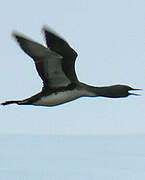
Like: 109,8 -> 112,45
43,26 -> 78,82
13,32 -> 71,89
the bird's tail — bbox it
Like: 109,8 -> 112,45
1,100 -> 19,106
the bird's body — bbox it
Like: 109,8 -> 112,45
25,83 -> 90,106
1,26 -> 140,107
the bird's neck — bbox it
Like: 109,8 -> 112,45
83,83 -> 116,98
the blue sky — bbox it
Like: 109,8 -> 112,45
1,0 -> 145,135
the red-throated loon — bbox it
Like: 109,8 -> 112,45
1,26 -> 141,107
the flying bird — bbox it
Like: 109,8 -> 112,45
1,26 -> 141,107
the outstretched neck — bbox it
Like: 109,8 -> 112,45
85,84 -> 111,97
84,84 -> 128,98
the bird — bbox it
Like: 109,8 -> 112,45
1,26 -> 141,107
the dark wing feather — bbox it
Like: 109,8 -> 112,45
13,32 -> 71,89
43,26 -> 78,82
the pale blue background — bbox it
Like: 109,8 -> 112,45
0,134 -> 145,180
1,0 -> 145,135
0,1 -> 145,180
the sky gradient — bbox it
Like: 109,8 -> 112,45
1,0 -> 145,135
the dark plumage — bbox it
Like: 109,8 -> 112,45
1,26 -> 141,107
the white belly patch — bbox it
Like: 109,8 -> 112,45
34,89 -> 84,106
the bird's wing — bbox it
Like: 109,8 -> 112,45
43,26 -> 78,82
13,33 -> 71,89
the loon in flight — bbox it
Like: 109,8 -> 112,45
1,26 -> 141,107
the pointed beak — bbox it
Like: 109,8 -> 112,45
129,88 -> 142,96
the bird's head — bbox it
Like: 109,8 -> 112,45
121,85 -> 141,97
100,84 -> 141,98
